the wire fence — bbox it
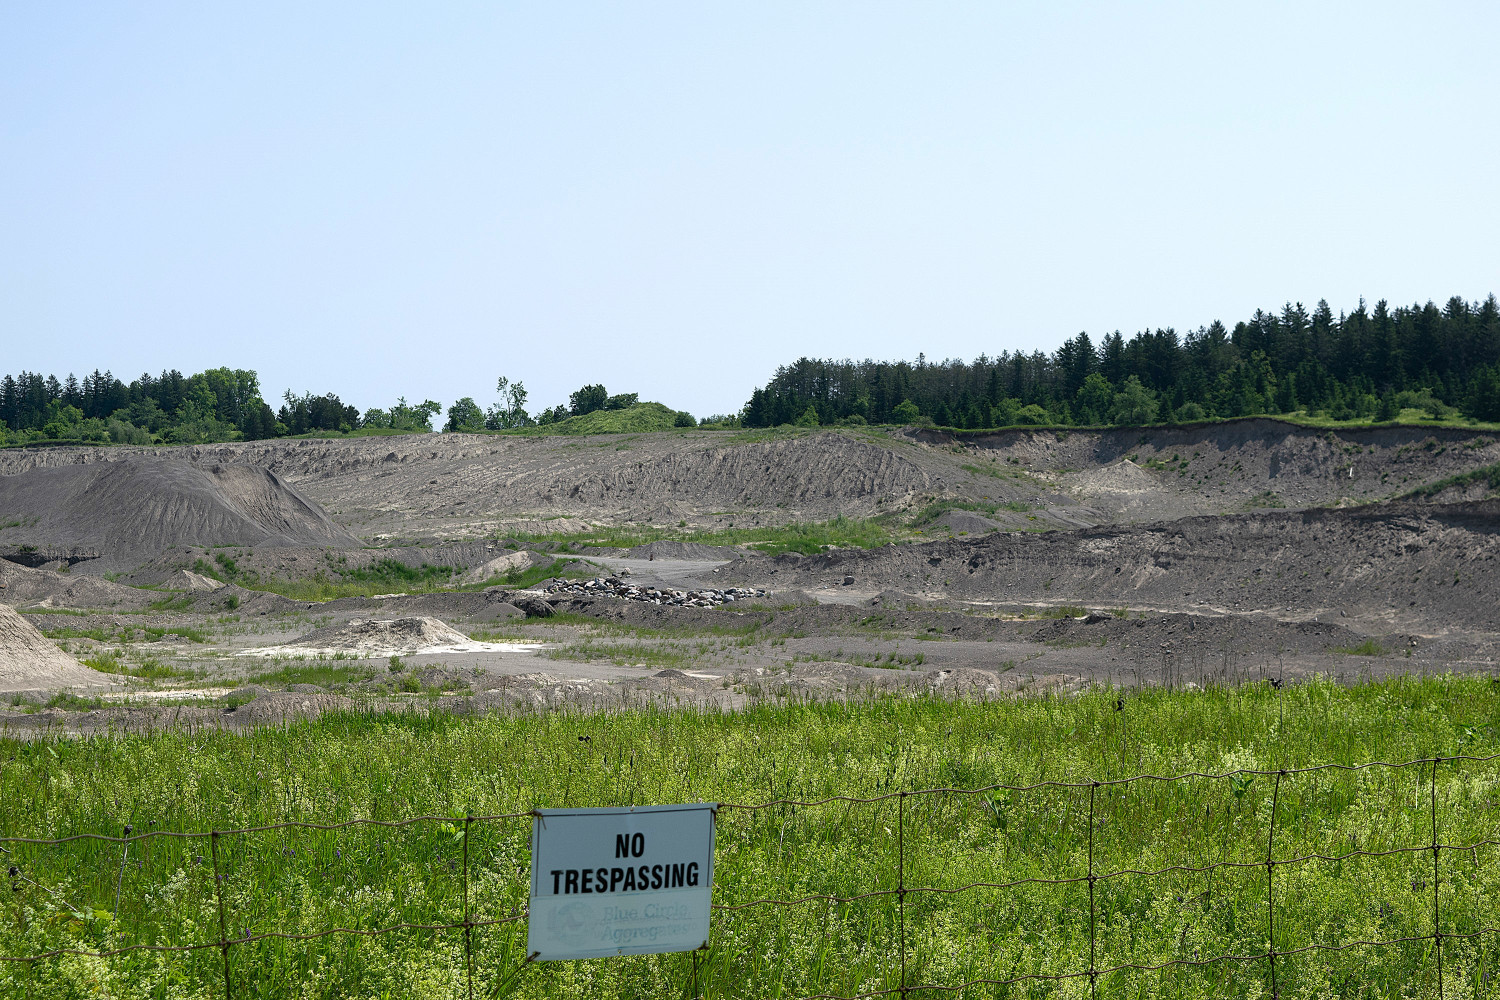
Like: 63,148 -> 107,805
5,753 -> 1499,998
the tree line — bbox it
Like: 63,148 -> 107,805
0,367 -> 683,446
0,368 -> 447,445
742,295 -> 1500,428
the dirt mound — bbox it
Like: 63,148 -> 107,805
257,616 -> 537,657
289,616 -> 475,653
175,570 -> 225,591
0,459 -> 358,570
0,603 -> 108,692
721,500 -> 1500,631
0,559 -> 154,609
458,550 -> 532,584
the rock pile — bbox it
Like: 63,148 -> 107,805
545,577 -> 766,608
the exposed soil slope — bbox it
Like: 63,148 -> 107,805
0,431 -> 1085,537
4,421 -> 1496,543
0,558 -> 154,609
928,419 -> 1500,521
721,500 -> 1500,633
0,602 -> 107,692
0,459 -> 357,569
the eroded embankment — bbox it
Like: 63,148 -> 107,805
722,499 -> 1500,632
0,459 -> 358,570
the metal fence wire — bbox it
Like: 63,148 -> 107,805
5,753 -> 1499,998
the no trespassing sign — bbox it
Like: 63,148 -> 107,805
527,803 -> 716,960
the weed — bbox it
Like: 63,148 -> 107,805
246,664 -> 375,687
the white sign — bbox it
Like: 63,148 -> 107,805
527,803 -> 716,960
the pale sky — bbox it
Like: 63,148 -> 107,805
3,3 -> 1497,419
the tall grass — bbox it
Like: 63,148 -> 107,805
1,676 -> 1496,998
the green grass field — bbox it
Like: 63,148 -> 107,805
3,676 -> 1497,998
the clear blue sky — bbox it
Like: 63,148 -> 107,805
4,3 -> 1497,419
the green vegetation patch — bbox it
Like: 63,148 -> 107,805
1395,460 -> 1500,500
244,663 -> 377,687
82,651 -> 195,680
543,640 -> 690,669
1244,490 -> 1286,508
509,513 -> 894,557
526,402 -> 684,435
194,552 -> 579,603
2,678 -> 1497,996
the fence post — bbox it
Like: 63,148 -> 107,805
1088,781 -> 1098,1000
898,790 -> 907,999
1265,771 -> 1283,999
1431,759 -> 1443,1000
113,824 -> 132,920
463,814 -> 474,1000
210,830 -> 232,1000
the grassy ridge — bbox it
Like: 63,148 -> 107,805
2,677 -> 1497,998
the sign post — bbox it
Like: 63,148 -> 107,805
527,803 -> 716,960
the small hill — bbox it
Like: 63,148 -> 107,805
255,616 -> 513,656
0,602 -> 107,692
0,459 -> 359,570
541,402 -> 684,435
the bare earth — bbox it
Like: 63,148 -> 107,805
1,420 -> 1496,732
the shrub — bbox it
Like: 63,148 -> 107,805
444,397 -> 485,433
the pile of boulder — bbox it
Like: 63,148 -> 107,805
545,577 -> 766,608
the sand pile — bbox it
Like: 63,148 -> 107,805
0,459 -> 359,570
248,616 -> 540,657
458,550 -> 532,584
0,603 -> 109,692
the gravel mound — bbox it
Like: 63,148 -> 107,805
458,550 -> 532,584
256,616 -> 537,657
0,459 -> 358,570
0,603 -> 108,692
720,499 -> 1500,630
